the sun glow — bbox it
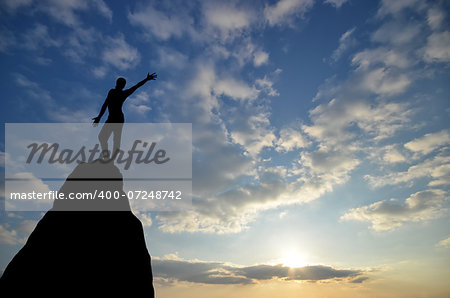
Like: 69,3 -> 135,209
281,251 -> 309,268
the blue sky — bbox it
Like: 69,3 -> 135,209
1,0 -> 450,296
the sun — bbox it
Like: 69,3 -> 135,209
281,251 -> 309,268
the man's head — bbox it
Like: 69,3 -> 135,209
115,77 -> 126,90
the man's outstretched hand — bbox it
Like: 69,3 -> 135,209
92,116 -> 100,127
146,72 -> 157,81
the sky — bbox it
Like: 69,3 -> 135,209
1,0 -> 450,297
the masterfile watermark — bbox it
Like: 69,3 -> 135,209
26,140 -> 170,170
5,123 -> 192,211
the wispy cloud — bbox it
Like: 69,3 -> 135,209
404,130 -> 450,156
436,236 -> 450,248
376,0 -> 422,17
101,34 -> 141,70
125,91 -> 152,116
128,2 -> 194,41
0,27 -> 16,53
331,27 -> 356,62
0,0 -> 32,13
14,73 -> 53,103
22,24 -> 62,51
426,6 -> 445,30
423,31 -> 450,63
264,0 -> 315,26
202,1 -> 256,41
14,73 -> 96,122
37,0 -> 112,27
324,0 -> 348,8
341,189 -> 448,231
365,154 -> 450,188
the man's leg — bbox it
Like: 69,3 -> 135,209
98,123 -> 114,159
111,123 -> 124,160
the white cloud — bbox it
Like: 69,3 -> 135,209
276,127 -> 310,152
22,24 -> 62,50
0,0 -> 32,13
299,149 -> 360,188
156,47 -> 188,70
360,67 -> 411,96
253,50 -> 269,67
377,0 -> 422,17
39,0 -> 88,26
214,78 -> 259,102
404,130 -> 450,156
63,26 -> 102,64
324,0 -> 348,8
14,73 -> 52,103
14,219 -> 38,236
436,236 -> 450,248
427,7 -> 445,30
185,63 -> 220,122
126,91 -> 152,116
365,154 -> 450,188
202,2 -> 254,40
255,75 -> 279,97
136,212 -> 153,227
303,98 -> 412,145
341,189 -> 448,231
367,144 -> 408,165
91,66 -> 107,78
382,146 -> 407,163
230,39 -> 267,67
131,91 -> 150,105
352,47 -> 411,70
102,34 -> 140,70
331,27 -> 356,62
365,144 -> 412,169
50,106 -> 93,122
128,3 -> 193,40
264,0 -> 314,26
230,112 -> 276,156
91,0 -> 112,22
423,31 -> 450,63
187,63 -> 261,109
37,0 -> 112,27
0,225 -> 21,245
371,22 -> 421,46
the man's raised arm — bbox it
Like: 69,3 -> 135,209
125,72 -> 157,97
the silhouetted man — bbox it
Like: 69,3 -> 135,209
93,72 -> 157,159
